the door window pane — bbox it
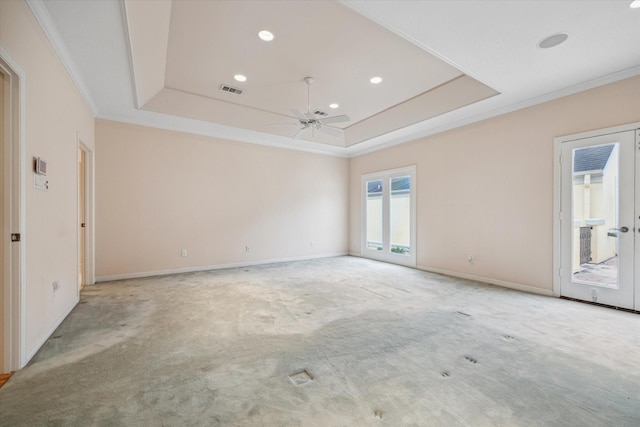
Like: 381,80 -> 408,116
390,176 -> 410,255
571,143 -> 619,288
366,180 -> 383,251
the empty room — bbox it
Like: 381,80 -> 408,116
1,0 -> 639,425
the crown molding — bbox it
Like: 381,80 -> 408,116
26,0 -> 99,116
96,111 -> 351,158
345,66 -> 640,158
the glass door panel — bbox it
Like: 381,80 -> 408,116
560,131 -> 635,309
571,144 -> 619,289
362,167 -> 416,267
390,176 -> 411,256
366,180 -> 383,252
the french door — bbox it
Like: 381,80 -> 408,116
558,128 -> 639,310
361,166 -> 416,267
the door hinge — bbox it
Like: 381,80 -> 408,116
11,233 -> 20,242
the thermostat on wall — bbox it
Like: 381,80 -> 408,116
35,157 -> 47,175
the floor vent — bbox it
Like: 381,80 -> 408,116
288,369 -> 314,386
219,84 -> 244,95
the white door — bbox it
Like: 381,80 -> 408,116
361,166 -> 416,267
78,147 -> 86,290
559,129 -> 637,309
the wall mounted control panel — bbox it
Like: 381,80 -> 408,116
33,157 -> 49,191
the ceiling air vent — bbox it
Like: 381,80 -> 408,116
313,110 -> 328,117
219,84 -> 244,95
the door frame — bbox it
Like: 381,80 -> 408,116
553,122 -> 640,304
361,165 -> 417,267
77,137 -> 95,288
1,47 -> 27,372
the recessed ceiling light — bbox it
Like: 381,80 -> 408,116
234,74 -> 247,82
631,0 -> 640,8
258,30 -> 274,41
370,77 -> 382,84
329,103 -> 339,109
538,33 -> 568,49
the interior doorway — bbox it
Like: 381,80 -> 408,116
555,124 -> 640,310
1,53 -> 7,374
76,139 -> 94,290
77,137 -> 95,293
361,166 -> 416,267
1,50 -> 25,373
78,147 -> 86,290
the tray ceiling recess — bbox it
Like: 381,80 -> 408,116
125,0 -> 498,148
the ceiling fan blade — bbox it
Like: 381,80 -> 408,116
291,109 -> 308,121
293,126 -> 308,139
320,115 -> 350,125
318,125 -> 342,137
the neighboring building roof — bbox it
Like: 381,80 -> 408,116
574,144 -> 614,173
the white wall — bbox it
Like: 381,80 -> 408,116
95,120 -> 349,279
350,76 -> 640,294
0,0 -> 95,362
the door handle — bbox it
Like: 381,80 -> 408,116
609,226 -> 629,233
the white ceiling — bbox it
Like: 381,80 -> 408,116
28,0 -> 640,157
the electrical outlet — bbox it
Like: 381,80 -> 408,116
245,246 -> 250,252
310,241 -> 314,247
52,281 -> 60,293
181,249 -> 187,257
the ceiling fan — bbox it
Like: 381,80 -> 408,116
286,77 -> 350,139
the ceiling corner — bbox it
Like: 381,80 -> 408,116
124,0 -> 172,109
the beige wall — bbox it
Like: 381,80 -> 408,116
3,0 -> 639,365
0,0 -> 95,361
95,120 -> 349,279
350,76 -> 640,293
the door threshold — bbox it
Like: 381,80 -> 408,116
559,296 -> 639,314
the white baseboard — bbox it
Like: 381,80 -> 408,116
26,297 -> 78,363
95,252 -> 349,283
417,265 -> 554,297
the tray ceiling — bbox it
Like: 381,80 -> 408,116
126,0 -> 497,148
32,0 -> 640,157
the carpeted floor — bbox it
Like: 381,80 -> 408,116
0,256 -> 638,426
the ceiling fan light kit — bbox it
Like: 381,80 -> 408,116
283,76 -> 351,140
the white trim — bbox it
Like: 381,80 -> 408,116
25,0 -> 98,116
0,46 -> 27,370
345,66 -> 640,158
101,65 -> 640,161
417,265 -> 554,297
26,0 -> 640,159
553,122 -> 640,305
77,137 -> 95,287
360,166 -> 416,267
120,1 -> 141,110
96,112 -> 351,159
95,252 -> 349,282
